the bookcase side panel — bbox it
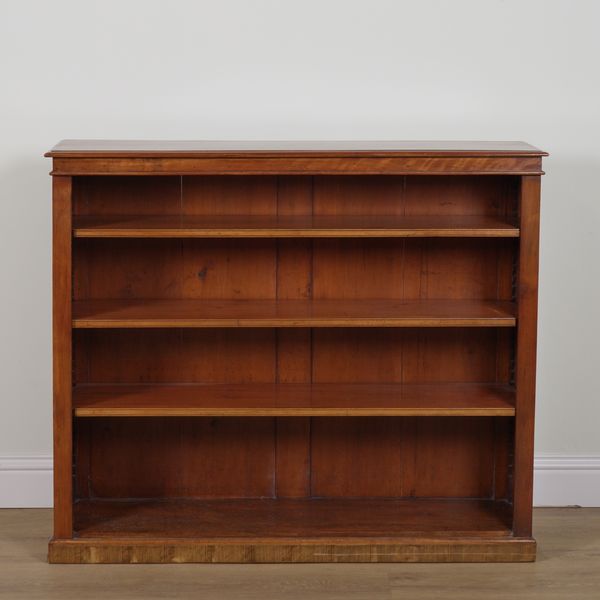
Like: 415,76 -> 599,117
513,176 -> 541,537
52,176 -> 73,539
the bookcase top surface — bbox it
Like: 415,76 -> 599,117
46,139 -> 547,158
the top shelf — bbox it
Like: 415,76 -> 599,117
47,139 -> 547,157
73,215 -> 519,239
47,140 -> 547,176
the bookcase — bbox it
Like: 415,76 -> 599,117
46,140 -> 545,563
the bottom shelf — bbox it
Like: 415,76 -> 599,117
74,498 -> 512,538
49,498 -> 535,563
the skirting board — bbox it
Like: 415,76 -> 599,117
533,455 -> 600,507
0,456 -> 53,508
1,455 -> 599,508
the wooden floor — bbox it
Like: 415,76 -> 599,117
0,508 -> 598,599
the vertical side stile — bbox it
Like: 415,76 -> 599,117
52,175 -> 73,538
513,176 -> 541,537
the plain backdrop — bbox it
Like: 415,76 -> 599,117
0,1 -> 599,474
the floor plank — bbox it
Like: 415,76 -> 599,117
0,508 -> 599,599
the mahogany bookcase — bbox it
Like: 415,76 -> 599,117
46,140 -> 546,563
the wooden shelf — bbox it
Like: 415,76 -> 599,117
73,214 -> 519,238
73,383 -> 516,417
73,498 -> 513,539
52,497 -> 534,563
72,299 -> 516,328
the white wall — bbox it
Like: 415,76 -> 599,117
1,0 -> 599,506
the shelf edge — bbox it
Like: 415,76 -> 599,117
73,408 -> 516,417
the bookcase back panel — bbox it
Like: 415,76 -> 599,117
73,176 -> 182,215
73,175 -> 279,216
75,417 -> 276,499
74,328 -> 510,385
75,416 -> 509,500
312,328 -> 511,384
182,175 -> 279,215
74,329 -> 277,383
312,238 -> 514,300
313,175 -> 517,217
73,174 -> 517,218
73,238 -> 514,302
310,416 -> 498,498
73,238 -> 278,300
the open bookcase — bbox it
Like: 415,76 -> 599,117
46,141 -> 545,563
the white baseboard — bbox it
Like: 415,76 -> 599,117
1,455 -> 599,508
0,456 -> 53,508
533,455 -> 600,507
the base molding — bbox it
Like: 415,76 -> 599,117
0,456 -> 53,508
49,536 -> 536,564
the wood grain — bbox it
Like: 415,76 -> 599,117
72,498 -> 513,538
72,214 -> 519,238
73,176 -> 181,216
513,176 -> 541,537
81,417 -> 275,499
274,177 -> 313,497
48,536 -> 535,564
72,299 -> 516,328
312,239 -> 512,300
72,383 -> 515,417
310,416 -> 497,498
312,328 -> 506,384
51,156 -> 543,176
74,329 -> 276,383
73,237 -> 515,303
52,176 -> 73,539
